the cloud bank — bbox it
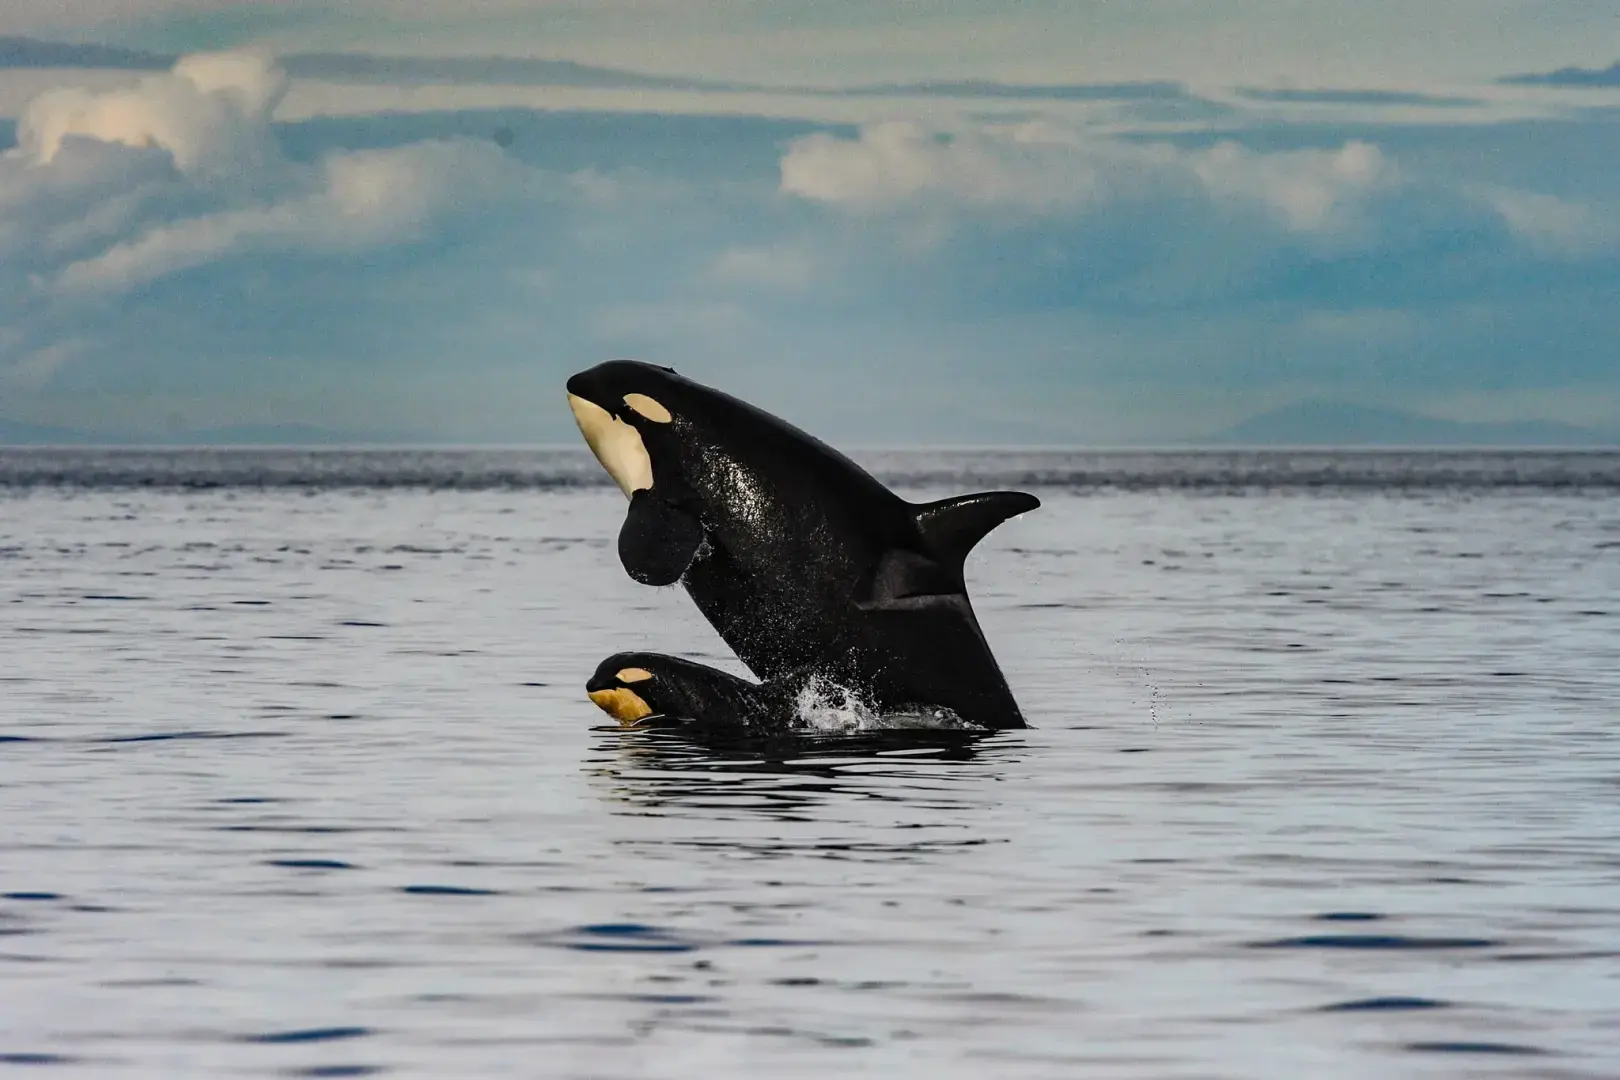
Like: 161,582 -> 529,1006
778,118 -> 1617,278
780,120 -> 1399,235
4,49 -> 524,298
19,49 -> 287,173
2,48 -> 1617,442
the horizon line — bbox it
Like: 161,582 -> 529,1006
2,441 -> 1616,452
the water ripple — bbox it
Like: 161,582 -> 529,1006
1318,996 -> 1450,1012
242,1027 -> 373,1045
1,466 -> 1615,1078
1403,1041 -> 1551,1056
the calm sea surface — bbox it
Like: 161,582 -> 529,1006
1,449 -> 1617,1079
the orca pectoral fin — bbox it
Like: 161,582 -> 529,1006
618,489 -> 704,586
912,490 -> 1040,568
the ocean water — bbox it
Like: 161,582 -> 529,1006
1,448 -> 1617,1079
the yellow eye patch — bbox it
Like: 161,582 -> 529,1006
623,393 -> 672,423
615,667 -> 654,683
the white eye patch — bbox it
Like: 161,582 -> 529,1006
568,393 -> 653,497
615,667 -> 654,683
623,393 -> 672,423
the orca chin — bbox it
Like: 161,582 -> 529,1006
567,392 -> 652,497
587,686 -> 656,726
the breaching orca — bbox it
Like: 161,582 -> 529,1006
567,360 -> 1037,730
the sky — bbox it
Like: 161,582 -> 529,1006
0,1 -> 1617,444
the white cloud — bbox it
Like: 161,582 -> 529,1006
781,121 -> 1095,212
1489,190 -> 1619,257
779,119 -> 1397,237
53,140 -> 521,293
775,117 -> 1620,310
1,49 -> 532,298
17,49 -> 286,179
1189,138 -> 1390,232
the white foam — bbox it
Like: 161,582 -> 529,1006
791,676 -> 982,733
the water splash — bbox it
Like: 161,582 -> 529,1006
791,676 -> 982,733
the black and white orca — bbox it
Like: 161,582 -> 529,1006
585,651 -> 981,735
567,360 -> 1037,730
585,651 -> 793,730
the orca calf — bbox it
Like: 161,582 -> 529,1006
586,652 -> 795,730
567,360 -> 1037,730
585,651 -> 977,734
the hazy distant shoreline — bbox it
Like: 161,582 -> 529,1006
4,401 -> 1612,451
2,446 -> 1617,492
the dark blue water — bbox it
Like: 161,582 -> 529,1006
1,450 -> 1616,1078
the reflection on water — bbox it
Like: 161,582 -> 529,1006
586,729 -> 1015,870
594,725 -> 997,776
0,453 -> 1617,1078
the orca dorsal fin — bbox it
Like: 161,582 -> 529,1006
912,490 -> 1040,567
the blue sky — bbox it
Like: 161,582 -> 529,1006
0,1 -> 1617,443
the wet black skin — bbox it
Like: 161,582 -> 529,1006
587,651 -> 796,730
589,655 -> 998,758
567,360 -> 1038,730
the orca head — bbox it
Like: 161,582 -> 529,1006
568,360 -> 737,587
565,360 -> 686,498
568,358 -> 797,500
585,651 -> 712,726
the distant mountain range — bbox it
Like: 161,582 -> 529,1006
5,402 -> 1616,448
1501,60 -> 1620,88
0,417 -> 100,443
1210,401 -> 1617,447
